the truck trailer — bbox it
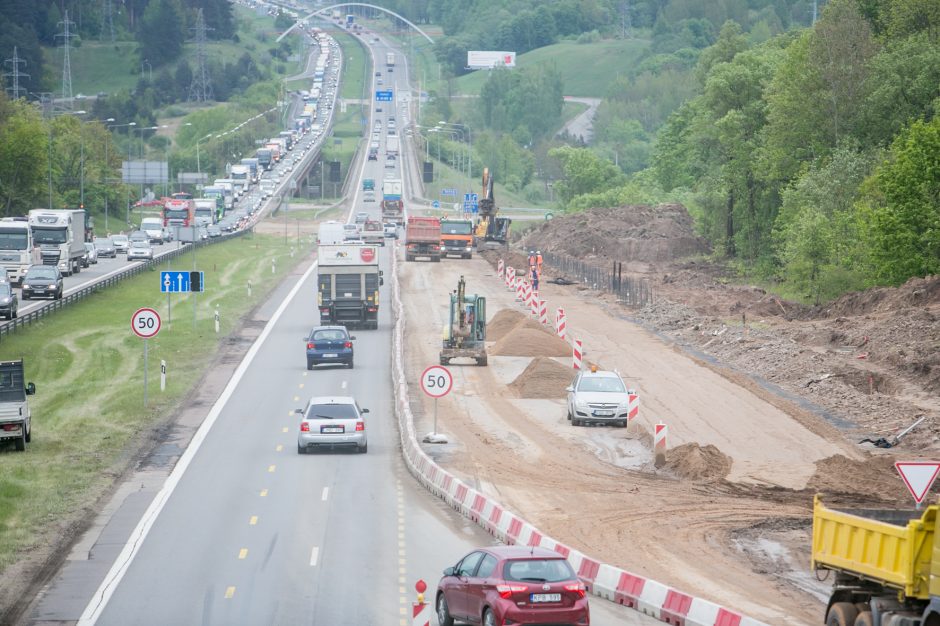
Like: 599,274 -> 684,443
405,216 -> 441,262
381,179 -> 404,225
28,209 -> 86,276
316,244 -> 383,330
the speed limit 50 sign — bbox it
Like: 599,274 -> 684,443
420,365 -> 453,398
131,307 -> 162,338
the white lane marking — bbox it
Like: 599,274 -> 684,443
309,546 -> 319,567
341,380 -> 347,390
77,257 -> 321,626
321,487 -> 329,501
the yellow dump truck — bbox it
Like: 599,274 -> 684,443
811,495 -> 939,626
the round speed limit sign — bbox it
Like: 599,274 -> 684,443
420,365 -> 453,398
131,307 -> 162,339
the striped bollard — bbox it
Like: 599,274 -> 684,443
555,308 -> 567,339
654,423 -> 667,468
413,580 -> 430,626
539,299 -> 548,325
515,277 -> 525,302
497,259 -> 504,279
572,339 -> 583,370
506,266 -> 516,290
530,291 -> 539,316
523,282 -> 531,308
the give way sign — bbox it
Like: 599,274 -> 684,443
895,461 -> 940,504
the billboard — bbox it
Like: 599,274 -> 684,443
122,160 -> 168,185
467,51 -> 516,70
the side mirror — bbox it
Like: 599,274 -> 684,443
349,336 -> 357,341
443,567 -> 455,577
26,382 -> 35,395
294,408 -> 304,414
303,337 -> 309,342
361,408 -> 370,414
565,386 -> 573,393
380,278 -> 384,286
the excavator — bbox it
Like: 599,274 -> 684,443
440,276 -> 487,366
473,168 -> 511,249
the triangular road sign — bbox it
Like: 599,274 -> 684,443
895,462 -> 940,504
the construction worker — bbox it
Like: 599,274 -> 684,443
536,250 -> 544,276
528,250 -> 537,272
531,265 -> 539,292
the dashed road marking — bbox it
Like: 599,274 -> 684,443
341,380 -> 347,389
321,487 -> 329,501
238,548 -> 248,560
249,516 -> 258,526
282,426 -> 289,433
260,489 -> 268,497
224,586 -> 236,599
310,546 -> 319,566
268,465 -> 276,473
276,444 -> 283,452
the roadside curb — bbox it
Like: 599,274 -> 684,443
388,249 -> 769,626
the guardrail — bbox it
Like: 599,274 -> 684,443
0,229 -> 251,343
541,250 -> 653,308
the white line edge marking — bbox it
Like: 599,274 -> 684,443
321,487 -> 329,501
77,256 -> 323,625
309,546 -> 319,567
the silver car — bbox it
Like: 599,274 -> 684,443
111,234 -> 129,253
127,240 -> 154,261
566,368 -> 633,427
297,396 -> 368,454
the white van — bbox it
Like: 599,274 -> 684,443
317,221 -> 346,245
140,217 -> 165,244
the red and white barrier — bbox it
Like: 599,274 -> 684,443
506,266 -> 515,289
389,251 -> 770,626
530,290 -> 539,316
555,307 -> 567,339
573,339 -> 583,370
539,299 -> 548,325
497,259 -> 504,279
628,392 -> 639,422
515,277 -> 524,302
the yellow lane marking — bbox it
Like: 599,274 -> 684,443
303,371 -> 308,377
268,465 -> 276,473
238,548 -> 248,560
224,586 -> 235,599
260,489 -> 268,497
282,427 -> 289,433
293,396 -> 299,402
249,516 -> 258,525
399,608 -> 406,616
276,444 -> 283,452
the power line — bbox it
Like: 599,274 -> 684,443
56,10 -> 77,106
101,0 -> 115,42
188,8 -> 214,102
3,47 -> 29,100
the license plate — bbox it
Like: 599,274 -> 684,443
323,353 -> 338,358
530,593 -> 561,603
593,410 -> 614,417
321,426 -> 343,433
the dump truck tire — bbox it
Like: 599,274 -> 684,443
827,603 -> 859,626
854,613 -> 873,626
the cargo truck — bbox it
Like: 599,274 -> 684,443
381,179 -> 404,225
0,359 -> 35,451
386,52 -> 395,66
256,148 -> 273,170
240,158 -> 260,182
812,495 -> 940,626
405,216 -> 441,262
28,209 -> 85,276
0,218 -> 34,284
386,135 -> 399,158
440,218 -> 474,259
361,220 -> 385,246
230,165 -> 251,195
193,199 -> 217,226
316,244 -> 383,330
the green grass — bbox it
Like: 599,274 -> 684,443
562,100 -> 589,124
333,30 -> 370,101
421,153 -> 535,208
0,234 -> 307,571
454,39 -> 650,98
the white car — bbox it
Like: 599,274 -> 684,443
566,367 -> 634,427
127,240 -> 154,261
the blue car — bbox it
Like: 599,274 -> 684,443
305,325 -> 355,370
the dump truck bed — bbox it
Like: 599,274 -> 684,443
811,495 -> 936,599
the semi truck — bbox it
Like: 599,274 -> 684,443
193,199 -> 217,226
440,218 -> 474,259
386,135 -> 399,158
0,359 -> 35,451
812,495 -> 940,626
28,209 -> 86,276
405,216 -> 441,262
256,148 -> 273,170
386,52 -> 395,66
316,244 -> 382,330
0,218 -> 34,284
240,157 -> 260,182
230,165 -> 251,195
381,179 -> 404,225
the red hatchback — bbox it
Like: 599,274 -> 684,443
436,546 -> 590,626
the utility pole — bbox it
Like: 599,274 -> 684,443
3,47 -> 29,101
101,0 -> 115,42
188,9 -> 214,102
57,11 -> 76,106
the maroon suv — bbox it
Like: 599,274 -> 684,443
436,546 -> 590,626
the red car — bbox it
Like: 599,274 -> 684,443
436,546 -> 590,626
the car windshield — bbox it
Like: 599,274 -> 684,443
112,236 -> 128,243
0,229 -> 29,250
131,241 -> 149,248
577,376 -> 626,393
0,283 -> 11,296
312,329 -> 347,341
503,558 -> 575,583
94,239 -> 112,247
31,229 -> 67,245
305,403 -> 358,420
28,267 -> 57,279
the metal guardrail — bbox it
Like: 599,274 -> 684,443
542,250 -> 653,308
0,229 -> 251,342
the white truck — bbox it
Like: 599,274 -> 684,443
140,217 -> 165,244
230,165 -> 251,195
28,209 -> 86,276
0,359 -> 35,451
193,199 -> 217,226
0,218 -> 34,284
316,244 -> 382,330
386,135 -> 399,158
386,52 -> 395,66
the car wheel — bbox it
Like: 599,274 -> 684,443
483,608 -> 497,626
347,360 -> 354,369
436,593 -> 455,626
21,294 -> 28,301
573,418 -> 582,427
566,409 -> 572,421
358,443 -> 367,454
297,442 -> 306,454
306,361 -> 313,371
619,420 -> 628,428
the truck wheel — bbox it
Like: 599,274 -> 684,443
433,256 -> 441,263
25,422 -> 30,443
14,431 -> 25,451
827,603 -> 859,626
440,357 -> 449,366
477,356 -> 487,366
406,254 -> 414,262
854,613 -> 873,626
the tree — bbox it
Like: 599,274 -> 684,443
138,0 -> 185,66
548,146 -> 624,207
0,95 -> 47,214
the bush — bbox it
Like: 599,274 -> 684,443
577,30 -> 601,44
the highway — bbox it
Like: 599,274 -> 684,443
25,19 -> 661,626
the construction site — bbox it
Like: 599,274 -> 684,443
398,202 -> 940,625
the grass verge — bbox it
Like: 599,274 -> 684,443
0,234 -> 305,575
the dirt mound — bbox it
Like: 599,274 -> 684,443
812,275 -> 940,318
509,357 -> 575,398
487,309 -> 543,342
491,327 -> 572,357
806,455 -> 911,506
519,204 -> 709,263
663,443 -> 732,482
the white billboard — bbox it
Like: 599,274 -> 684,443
467,51 -> 516,70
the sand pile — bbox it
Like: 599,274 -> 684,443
491,327 -> 571,357
509,357 -> 575,398
487,309 -> 543,342
806,455 -> 909,505
664,443 -> 732,482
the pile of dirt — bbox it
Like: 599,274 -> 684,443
811,275 -> 940,319
509,357 -> 575,398
805,455 -> 911,506
491,327 -> 571,357
663,443 -> 732,482
519,204 -> 709,263
487,309 -> 544,342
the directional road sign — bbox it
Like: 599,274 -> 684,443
375,90 -> 393,102
895,461 -> 940,504
420,365 -> 453,398
464,193 -> 478,203
432,200 -> 440,209
441,188 -> 457,197
131,308 -> 162,339
161,271 -> 205,293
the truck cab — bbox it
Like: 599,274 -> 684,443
0,359 -> 35,451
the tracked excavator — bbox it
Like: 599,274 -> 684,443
440,276 -> 487,366
473,168 -> 511,249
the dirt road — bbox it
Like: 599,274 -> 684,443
397,252 -> 879,625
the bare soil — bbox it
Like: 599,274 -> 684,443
399,203 -> 939,626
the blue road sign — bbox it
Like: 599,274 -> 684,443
161,271 -> 205,293
441,188 -> 457,197
464,193 -> 478,203
432,200 -> 440,209
375,91 -> 393,102
463,201 -> 478,213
